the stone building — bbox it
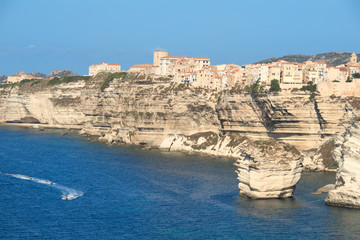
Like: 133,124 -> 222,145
160,56 -> 210,76
128,64 -> 154,75
89,62 -> 121,76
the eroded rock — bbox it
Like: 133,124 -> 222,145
325,123 -> 360,208
234,140 -> 303,199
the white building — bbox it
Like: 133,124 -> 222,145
89,62 -> 121,76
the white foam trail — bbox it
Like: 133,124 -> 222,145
55,185 -> 84,200
10,174 -> 32,181
4,172 -> 83,200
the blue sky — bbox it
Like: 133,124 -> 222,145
0,0 -> 359,75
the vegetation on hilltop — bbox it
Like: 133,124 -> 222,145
101,72 -> 128,91
0,83 -> 16,89
255,52 -> 359,66
48,75 -> 90,85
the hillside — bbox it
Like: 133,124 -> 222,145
0,75 -> 7,82
48,70 -> 78,78
7,70 -> 79,80
255,52 -> 360,66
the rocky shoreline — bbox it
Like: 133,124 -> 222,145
0,74 -> 359,205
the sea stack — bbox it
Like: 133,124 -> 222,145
325,122 -> 360,208
234,140 -> 303,199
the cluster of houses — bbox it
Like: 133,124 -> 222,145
89,51 -> 359,90
3,51 -> 359,91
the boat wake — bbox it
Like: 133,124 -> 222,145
4,173 -> 83,200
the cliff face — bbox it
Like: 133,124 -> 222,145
216,91 -> 354,151
325,123 -> 360,208
0,74 -> 358,157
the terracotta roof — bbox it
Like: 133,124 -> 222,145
283,62 -> 302,65
161,56 -> 210,60
347,63 -> 360,67
90,62 -> 121,67
130,64 -> 153,68
103,62 -> 121,66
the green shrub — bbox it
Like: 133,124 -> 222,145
30,79 -> 43,86
101,72 -> 127,91
19,79 -> 33,86
330,94 -> 337,99
269,79 -> 281,92
346,76 -> 352,82
310,92 -> 316,102
245,79 -> 261,93
300,81 -> 317,92
352,72 -> 360,78
48,76 -> 90,85
300,81 -> 317,101
332,80 -> 339,82
156,112 -> 166,119
0,83 -> 15,89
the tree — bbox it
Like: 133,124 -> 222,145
346,76 -> 352,82
300,81 -> 317,92
352,72 -> 360,78
300,81 -> 317,102
245,79 -> 261,93
269,79 -> 281,92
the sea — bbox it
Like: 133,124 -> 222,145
0,126 -> 359,240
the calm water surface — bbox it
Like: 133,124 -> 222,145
0,126 -> 359,239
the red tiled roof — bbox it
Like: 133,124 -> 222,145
130,64 -> 153,68
90,62 -> 121,67
347,63 -> 360,67
161,56 -> 210,60
103,62 -> 121,66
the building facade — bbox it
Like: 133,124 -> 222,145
89,62 -> 121,76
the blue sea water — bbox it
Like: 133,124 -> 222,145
0,126 -> 359,240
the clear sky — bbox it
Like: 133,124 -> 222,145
0,0 -> 359,75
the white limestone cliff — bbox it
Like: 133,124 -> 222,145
234,141 -> 303,199
325,122 -> 360,208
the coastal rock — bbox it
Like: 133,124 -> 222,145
234,140 -> 303,199
303,138 -> 337,171
312,184 -> 335,195
325,123 -> 360,208
0,73 -> 358,159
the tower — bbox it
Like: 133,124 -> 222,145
153,50 -> 169,66
350,52 -> 357,63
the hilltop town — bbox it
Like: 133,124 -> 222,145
89,51 -> 360,90
3,51 -> 360,91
